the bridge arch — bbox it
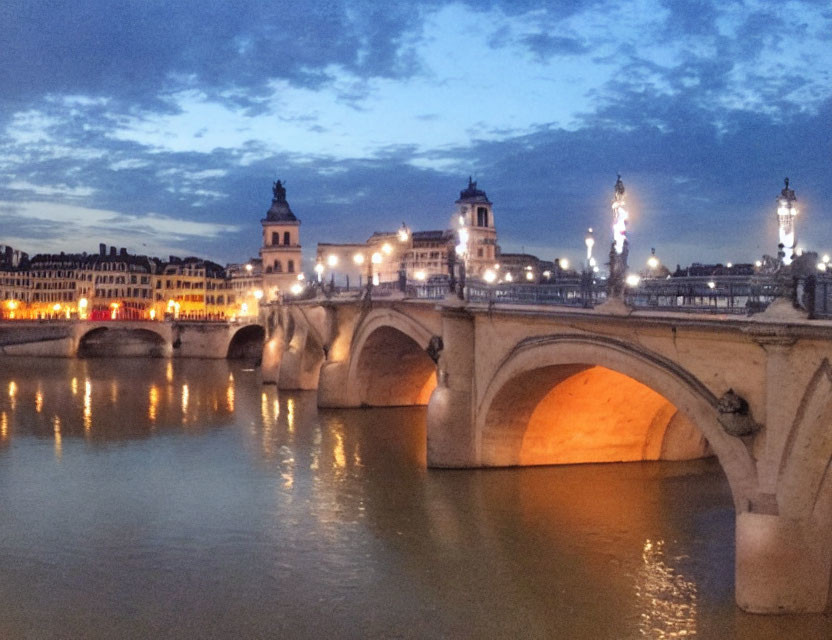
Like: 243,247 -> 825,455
346,308 -> 437,406
226,324 -> 265,359
477,334 -> 758,510
78,326 -> 169,358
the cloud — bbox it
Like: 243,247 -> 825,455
519,33 -> 589,60
1,0 -> 831,273
0,200 -> 240,258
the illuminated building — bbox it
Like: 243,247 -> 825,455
1,244 -> 238,320
227,259 -> 264,317
314,177 -> 503,285
260,179 -> 302,301
158,257 -> 234,320
454,177 -> 497,278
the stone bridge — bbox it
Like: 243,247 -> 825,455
264,295 -> 832,614
0,320 -> 265,358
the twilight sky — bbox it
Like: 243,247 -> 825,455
1,0 -> 830,271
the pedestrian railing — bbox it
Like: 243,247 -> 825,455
288,273 -> 832,319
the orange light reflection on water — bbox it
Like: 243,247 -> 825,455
53,415 -> 62,460
83,379 -> 92,432
149,385 -> 159,423
635,538 -> 697,639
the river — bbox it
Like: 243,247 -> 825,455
0,358 -> 829,639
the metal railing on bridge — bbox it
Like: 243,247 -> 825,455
400,274 -> 832,318
291,273 -> 832,319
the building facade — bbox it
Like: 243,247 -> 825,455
314,178 -> 502,286
260,180 -> 302,301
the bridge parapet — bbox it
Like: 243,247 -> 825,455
291,273 -> 832,318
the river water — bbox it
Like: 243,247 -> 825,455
0,358 -> 829,639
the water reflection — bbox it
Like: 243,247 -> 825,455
637,539 -> 698,638
0,358 -> 827,639
83,378 -> 92,432
0,359 -> 238,444
52,415 -> 61,460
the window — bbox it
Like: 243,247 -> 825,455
275,261 -> 282,273
288,260 -> 295,273
283,231 -> 291,245
272,232 -> 279,245
477,207 -> 489,227
477,248 -> 483,258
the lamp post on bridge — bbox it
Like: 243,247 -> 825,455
607,174 -> 630,300
455,215 -> 470,299
777,177 -> 798,267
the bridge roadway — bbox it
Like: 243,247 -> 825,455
265,293 -> 832,615
0,319 -> 265,358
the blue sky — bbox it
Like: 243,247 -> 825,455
1,0 -> 830,270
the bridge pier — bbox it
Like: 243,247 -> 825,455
317,304 -> 362,407
319,361 -> 361,407
427,304 -> 477,467
736,512 -> 831,613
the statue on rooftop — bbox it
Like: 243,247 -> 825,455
272,179 -> 286,202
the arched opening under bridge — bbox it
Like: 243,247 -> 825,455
227,324 -> 265,360
484,364 -> 711,466
353,325 -> 436,406
78,327 -> 168,358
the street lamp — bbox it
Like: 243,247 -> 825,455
612,175 -> 629,258
314,262 -> 324,283
371,251 -> 382,286
777,177 -> 798,266
455,216 -> 470,297
585,227 -> 595,269
607,174 -> 630,299
398,222 -> 410,243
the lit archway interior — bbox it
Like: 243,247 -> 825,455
483,364 -> 710,466
355,326 -> 436,406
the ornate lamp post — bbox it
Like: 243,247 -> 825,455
607,174 -> 630,299
397,222 -> 410,243
455,215 -> 470,299
777,177 -> 798,266
397,222 -> 410,292
353,252 -> 365,289
585,227 -> 595,270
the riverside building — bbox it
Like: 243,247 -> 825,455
315,178 -> 506,286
